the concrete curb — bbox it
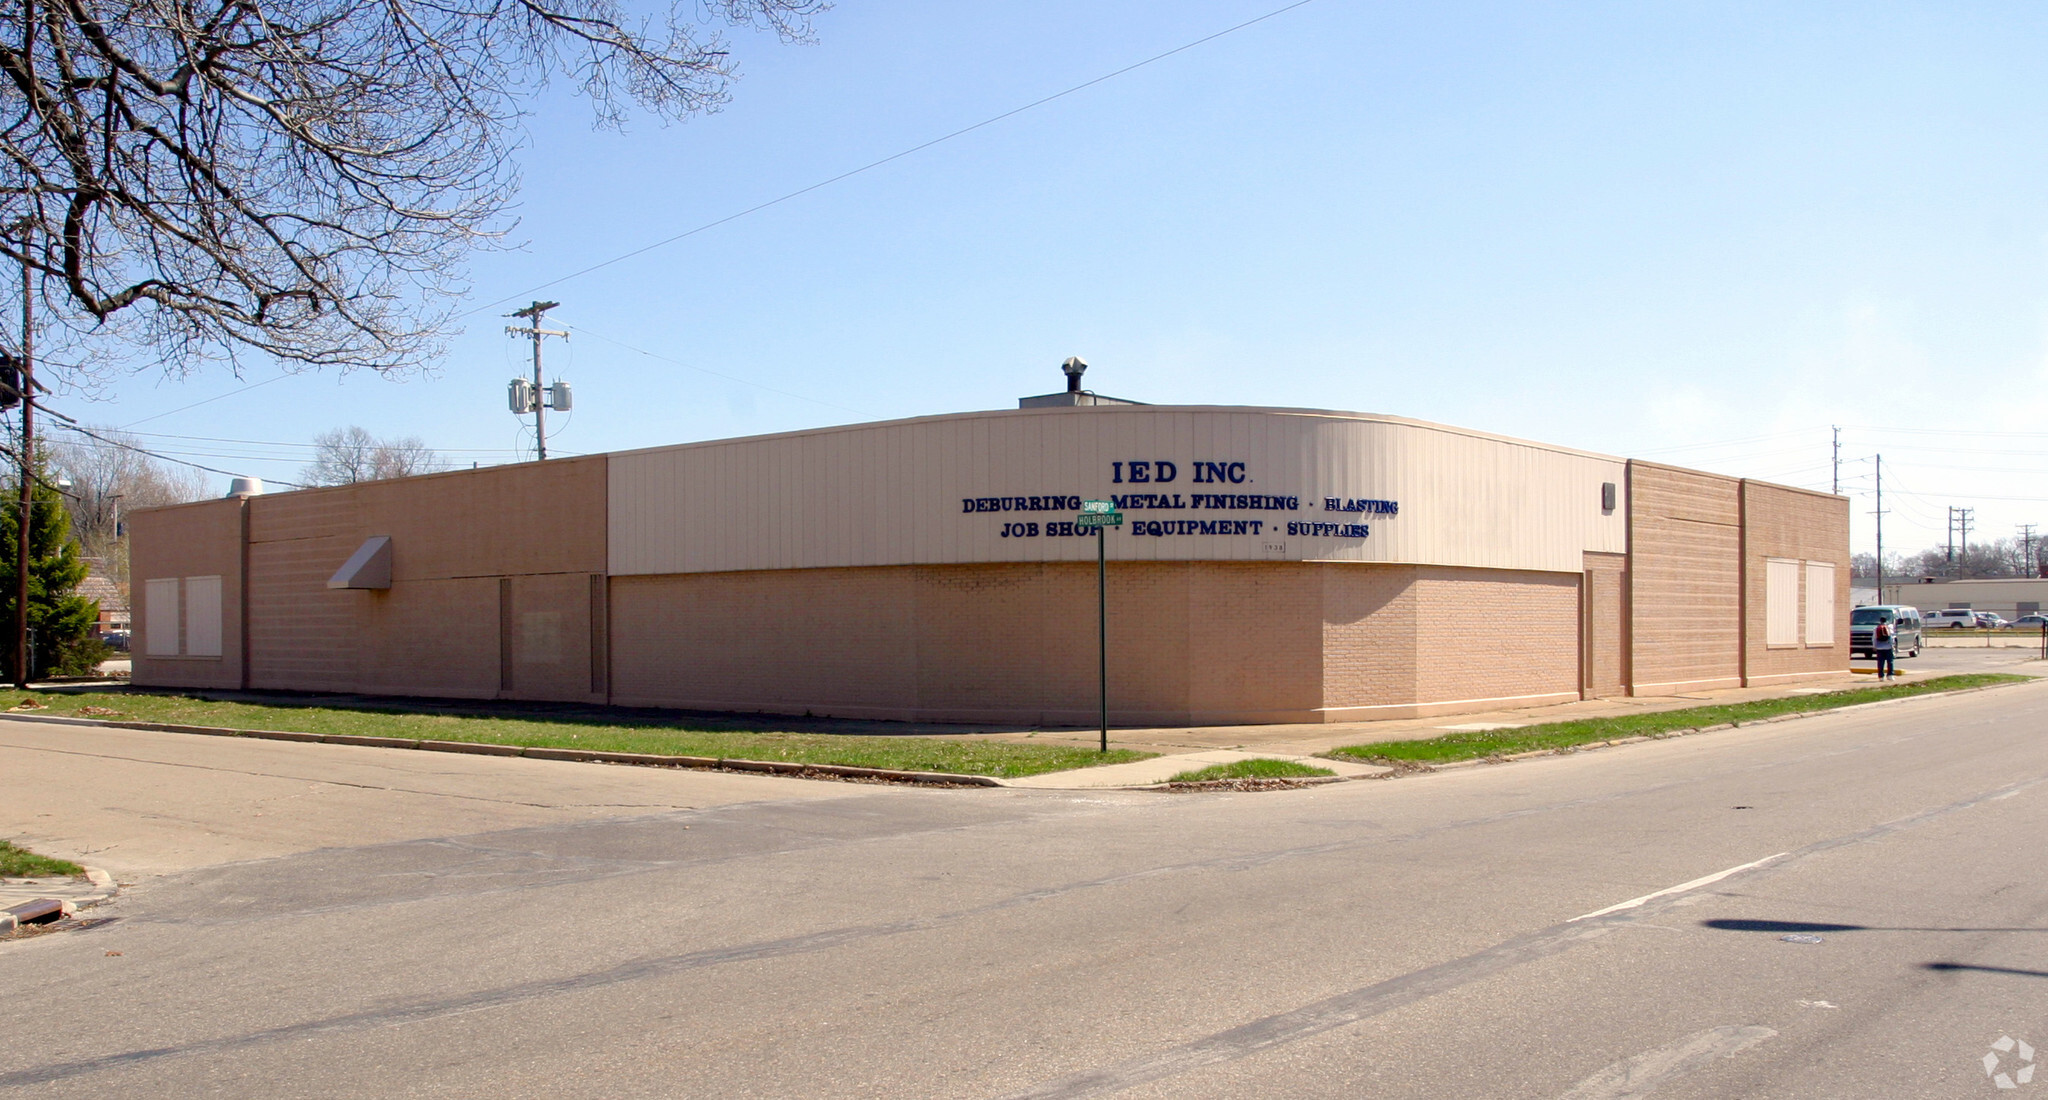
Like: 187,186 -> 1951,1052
0,867 -> 116,933
0,712 -> 1004,788
1335,677 -> 2038,778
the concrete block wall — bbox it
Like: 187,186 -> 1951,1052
1623,463 -> 1850,696
129,496 -> 247,690
1741,481 -> 1851,685
134,457 -> 608,701
1627,463 -> 1745,695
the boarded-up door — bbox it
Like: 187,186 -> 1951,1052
498,573 -> 606,702
1582,552 -> 1628,698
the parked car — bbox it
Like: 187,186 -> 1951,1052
100,630 -> 130,651
1976,612 -> 2008,629
1850,605 -> 1923,658
1926,608 -> 1979,630
2011,614 -> 2048,630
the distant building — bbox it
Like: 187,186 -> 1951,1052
77,573 -> 129,637
1880,577 -> 2048,620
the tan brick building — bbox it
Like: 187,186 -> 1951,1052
129,404 -> 1850,725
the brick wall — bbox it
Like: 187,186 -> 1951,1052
610,560 -> 1577,725
1320,563 -> 1419,713
610,561 -> 1329,724
1319,564 -> 1581,720
1414,566 -> 1580,707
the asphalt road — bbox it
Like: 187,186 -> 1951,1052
4,674 -> 2047,1099
1856,642 -> 2048,677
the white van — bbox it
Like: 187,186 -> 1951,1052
1927,608 -> 1978,630
1851,606 -> 1923,658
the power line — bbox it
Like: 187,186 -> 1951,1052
120,373 -> 294,429
456,0 -> 1326,320
562,321 -> 873,417
115,429 -> 523,455
53,422 -> 311,488
75,3 -> 1325,433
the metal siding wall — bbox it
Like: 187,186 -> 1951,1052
609,408 -> 1629,577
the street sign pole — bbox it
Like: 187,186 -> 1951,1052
1097,524 -> 1107,753
1077,501 -> 1121,752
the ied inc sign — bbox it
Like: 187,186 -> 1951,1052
962,461 -> 1399,543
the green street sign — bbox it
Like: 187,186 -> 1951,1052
1080,499 -> 1116,514
1076,511 -> 1124,528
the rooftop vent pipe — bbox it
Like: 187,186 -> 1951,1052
1062,356 -> 1087,393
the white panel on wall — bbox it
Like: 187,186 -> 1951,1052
144,578 -> 180,656
184,575 -> 223,657
1805,561 -> 1836,646
1766,558 -> 1801,647
608,407 -> 1631,577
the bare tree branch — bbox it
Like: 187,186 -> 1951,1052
0,0 -> 825,383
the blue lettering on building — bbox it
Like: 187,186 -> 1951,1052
1323,497 -> 1397,514
962,495 -> 1084,513
964,462 -> 1395,539
1287,521 -> 1371,538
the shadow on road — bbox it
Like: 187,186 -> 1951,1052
1701,918 -> 2048,934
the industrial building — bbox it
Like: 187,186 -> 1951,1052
1877,577 -> 2048,621
130,386 -> 1851,726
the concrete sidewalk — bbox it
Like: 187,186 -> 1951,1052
984,656 -> 2048,760
1004,748 -> 1392,789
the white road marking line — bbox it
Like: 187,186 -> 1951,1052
1568,853 -> 1789,922
1557,1025 -> 1778,1099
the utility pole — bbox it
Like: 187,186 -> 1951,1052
12,225 -> 29,689
1874,455 -> 1886,606
505,301 -> 567,461
1831,425 -> 1840,496
1947,506 -> 1957,574
1957,507 -> 1974,575
2021,524 -> 2038,577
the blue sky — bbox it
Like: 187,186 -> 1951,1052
70,1 -> 2048,559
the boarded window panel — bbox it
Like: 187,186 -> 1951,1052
144,578 -> 180,656
1766,558 -> 1801,647
1804,562 -> 1835,646
184,575 -> 223,658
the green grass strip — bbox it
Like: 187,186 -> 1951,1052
1163,758 -> 1335,783
1327,673 -> 2031,765
2,691 -> 1152,779
0,839 -> 84,877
